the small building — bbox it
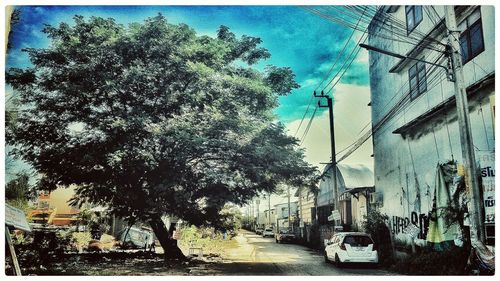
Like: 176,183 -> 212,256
316,164 -> 345,225
28,186 -> 80,225
336,164 -> 375,231
295,186 -> 316,242
316,163 -> 374,229
257,208 -> 276,229
294,164 -> 374,245
274,201 -> 298,231
295,186 -> 316,225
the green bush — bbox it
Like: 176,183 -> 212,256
362,209 -> 394,266
9,230 -> 72,275
71,232 -> 92,251
178,225 -> 236,255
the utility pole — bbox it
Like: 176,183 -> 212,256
256,199 -> 260,229
444,6 -> 485,243
250,199 -> 254,230
245,203 -> 250,227
314,91 -> 339,216
298,188 -> 303,225
268,192 -> 272,227
287,186 -> 292,231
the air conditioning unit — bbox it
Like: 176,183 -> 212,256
369,192 -> 383,204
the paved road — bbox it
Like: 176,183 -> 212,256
206,230 -> 397,275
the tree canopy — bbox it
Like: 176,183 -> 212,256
7,14 -> 318,230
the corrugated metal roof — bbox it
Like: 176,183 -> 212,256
337,164 -> 374,189
317,164 -> 374,207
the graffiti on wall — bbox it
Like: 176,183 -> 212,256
390,211 -> 429,239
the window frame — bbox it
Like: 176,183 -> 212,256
406,5 -> 423,34
459,9 -> 485,64
408,61 -> 427,100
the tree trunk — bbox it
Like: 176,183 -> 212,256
149,215 -> 186,260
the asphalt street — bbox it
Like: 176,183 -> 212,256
207,230 -> 397,275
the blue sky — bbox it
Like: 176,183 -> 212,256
7,5 -> 370,124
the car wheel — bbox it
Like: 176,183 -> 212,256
334,254 -> 342,268
324,251 -> 330,263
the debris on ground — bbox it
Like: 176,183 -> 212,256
28,251 -> 212,275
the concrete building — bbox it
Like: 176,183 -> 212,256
28,185 -> 80,225
274,201 -> 298,231
295,186 -> 316,241
367,6 -> 494,246
293,163 -> 374,246
316,163 -> 374,228
295,187 -> 316,225
257,208 -> 276,229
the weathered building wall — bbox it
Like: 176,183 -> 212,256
351,193 -> 368,231
368,6 -> 495,244
297,188 -> 315,224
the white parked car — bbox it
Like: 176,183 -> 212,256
324,232 -> 378,266
262,228 -> 274,238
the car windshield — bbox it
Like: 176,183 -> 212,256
343,235 -> 373,247
265,229 -> 272,232
279,229 -> 289,234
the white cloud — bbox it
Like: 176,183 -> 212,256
317,61 -> 334,73
299,78 -> 320,88
356,48 -> 369,64
286,83 -> 373,171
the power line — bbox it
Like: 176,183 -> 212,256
305,6 -> 446,53
315,6 -> 367,92
299,106 -> 318,145
299,5 -> 452,163
335,51 -> 447,162
294,7 -> 368,139
293,95 -> 314,138
324,32 -> 368,95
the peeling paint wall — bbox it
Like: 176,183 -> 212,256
368,6 -> 495,244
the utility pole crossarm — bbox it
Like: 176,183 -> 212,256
359,43 -> 449,72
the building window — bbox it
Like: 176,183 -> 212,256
406,6 -> 423,34
409,61 -> 427,99
458,8 -> 484,64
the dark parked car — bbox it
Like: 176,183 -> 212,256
275,229 -> 295,243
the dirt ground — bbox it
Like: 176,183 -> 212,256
23,251 -> 220,276
13,238 -> 238,276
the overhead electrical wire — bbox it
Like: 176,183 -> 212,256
298,5 -> 452,161
297,6 -> 383,145
294,6 -> 368,139
293,95 -> 314,138
324,32 -> 368,95
336,51 -> 448,162
316,6 -> 367,92
302,6 -> 447,53
299,106 -> 318,145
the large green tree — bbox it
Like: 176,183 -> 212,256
7,14 -> 318,259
